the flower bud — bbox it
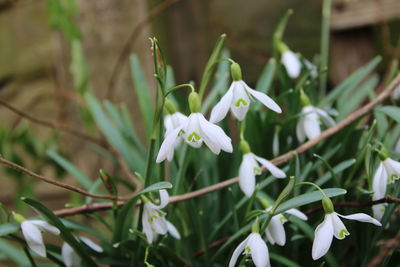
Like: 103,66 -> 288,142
12,212 -> 26,224
322,196 -> 334,214
239,140 -> 251,154
164,98 -> 177,114
377,146 -> 389,161
251,217 -> 260,233
230,62 -> 242,81
188,92 -> 201,113
300,89 -> 311,107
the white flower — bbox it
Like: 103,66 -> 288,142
265,208 -> 307,246
239,153 -> 286,197
304,59 -> 318,78
142,189 -> 181,244
21,220 -> 60,257
281,50 -> 301,79
156,113 -> 232,162
312,212 -> 381,260
209,80 -> 281,123
296,105 -> 335,142
229,233 -> 270,267
372,158 -> 400,219
62,236 -> 103,267
162,112 -> 188,161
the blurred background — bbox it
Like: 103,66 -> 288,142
0,0 -> 399,210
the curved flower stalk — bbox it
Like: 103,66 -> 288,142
157,92 -> 232,163
229,220 -> 270,267
372,153 -> 400,220
296,91 -> 335,142
62,236 -> 103,267
312,197 -> 381,260
281,50 -> 301,79
13,212 -> 60,258
239,140 -> 286,197
265,208 -> 307,246
142,189 -> 181,244
210,62 -> 281,123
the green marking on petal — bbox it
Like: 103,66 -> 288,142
244,246 -> 251,254
187,132 -> 201,142
178,129 -> 185,136
279,215 -> 287,224
253,167 -> 261,175
235,98 -> 248,107
339,229 -> 349,239
388,174 -> 399,183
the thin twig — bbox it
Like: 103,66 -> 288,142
52,74 -> 400,216
106,0 -> 185,99
0,157 -> 119,201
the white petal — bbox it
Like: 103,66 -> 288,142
330,213 -> 349,240
303,114 -> 321,140
230,82 -> 251,120
30,220 -> 60,235
152,216 -> 168,235
281,50 -> 301,79
210,85 -> 234,123
171,112 -> 188,128
285,208 -> 308,221
265,228 -> 275,245
164,115 -> 174,135
253,154 -> 286,178
21,221 -> 46,257
239,154 -> 256,197
314,108 -> 336,127
166,221 -> 181,240
79,236 -> 103,253
142,210 -> 155,244
312,215 -> 334,260
244,82 -> 282,114
183,114 -> 203,148
383,158 -> 400,183
248,233 -> 270,267
372,204 -> 386,221
62,242 -> 81,267
228,236 -> 249,267
337,212 -> 382,226
147,189 -> 169,210
266,215 -> 286,246
156,126 -> 182,163
372,163 -> 388,199
198,114 -> 233,154
296,117 -> 306,143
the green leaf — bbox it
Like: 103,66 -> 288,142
275,188 -> 347,214
47,150 -> 94,191
319,56 -> 381,107
375,106 -> 400,123
255,59 -> 277,108
314,159 -> 356,186
0,239 -> 30,266
0,223 -> 19,236
270,252 -> 301,267
130,55 -> 154,137
112,182 -> 172,244
22,198 -> 98,266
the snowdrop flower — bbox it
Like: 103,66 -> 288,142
62,236 -> 103,267
281,50 -> 301,79
238,140 -> 286,197
312,197 -> 381,260
265,208 -> 307,246
157,92 -> 232,162
229,219 -> 270,267
210,62 -> 281,123
296,91 -> 335,142
372,151 -> 400,220
13,212 -> 60,258
304,59 -> 318,78
142,189 -> 180,244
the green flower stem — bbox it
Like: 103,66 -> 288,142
272,9 -> 293,59
164,83 -> 195,97
320,0 -> 332,96
295,181 -> 327,198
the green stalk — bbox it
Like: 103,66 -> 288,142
320,0 -> 332,96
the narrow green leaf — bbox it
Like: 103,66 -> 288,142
314,159 -> 356,186
275,188 -> 347,214
130,55 -> 154,137
0,239 -> 30,266
375,106 -> 400,123
22,198 -> 98,266
0,223 -> 19,236
254,58 -> 277,110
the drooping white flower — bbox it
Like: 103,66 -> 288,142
371,157 -> 400,219
156,113 -> 232,162
281,50 -> 301,79
296,105 -> 335,142
209,80 -> 282,123
265,208 -> 307,246
239,152 -> 286,197
62,236 -> 103,267
142,189 -> 181,244
312,212 -> 381,260
21,220 -> 60,257
229,233 -> 270,267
